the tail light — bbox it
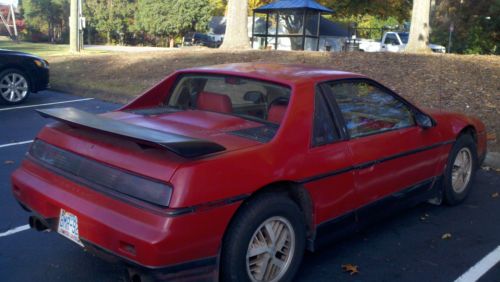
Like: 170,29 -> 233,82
29,140 -> 172,207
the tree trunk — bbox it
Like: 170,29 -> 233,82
406,0 -> 431,53
169,37 -> 175,48
220,0 -> 250,49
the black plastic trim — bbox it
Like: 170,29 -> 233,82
299,140 -> 454,184
26,156 -> 247,217
313,175 -> 441,249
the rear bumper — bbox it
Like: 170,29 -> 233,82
82,238 -> 217,281
11,159 -> 240,279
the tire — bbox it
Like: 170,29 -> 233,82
0,68 -> 31,105
220,193 -> 306,282
443,134 -> 477,205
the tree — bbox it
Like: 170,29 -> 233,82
84,0 -> 134,44
135,0 -> 213,47
431,0 -> 498,54
320,0 -> 411,21
406,0 -> 431,53
210,0 -> 227,16
21,0 -> 70,42
220,0 -> 249,49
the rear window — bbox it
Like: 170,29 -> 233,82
167,74 -> 291,125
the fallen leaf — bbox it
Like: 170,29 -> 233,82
492,192 -> 499,198
420,213 -> 430,221
341,264 -> 359,275
4,160 -> 14,165
441,233 -> 452,240
487,132 -> 497,141
482,166 -> 491,171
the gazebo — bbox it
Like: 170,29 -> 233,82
251,0 -> 334,51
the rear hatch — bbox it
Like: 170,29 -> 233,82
33,107 -> 264,184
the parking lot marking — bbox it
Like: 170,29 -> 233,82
0,140 -> 33,149
455,245 -> 500,282
0,224 -> 30,238
0,98 -> 94,112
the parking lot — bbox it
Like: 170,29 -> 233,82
0,90 -> 499,281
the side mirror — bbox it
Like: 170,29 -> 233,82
243,91 -> 264,104
415,112 -> 434,129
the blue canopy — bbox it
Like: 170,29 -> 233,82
254,0 -> 334,13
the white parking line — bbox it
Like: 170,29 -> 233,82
0,224 -> 30,238
0,98 -> 94,112
455,245 -> 500,282
0,140 -> 33,149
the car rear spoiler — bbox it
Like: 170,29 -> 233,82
37,107 -> 226,158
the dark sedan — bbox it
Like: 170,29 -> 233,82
0,49 -> 49,104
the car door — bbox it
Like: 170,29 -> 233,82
321,79 -> 444,221
300,90 -> 358,245
382,33 -> 401,52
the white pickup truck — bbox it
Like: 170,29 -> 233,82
358,32 -> 446,53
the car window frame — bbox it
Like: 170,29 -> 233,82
385,33 -> 399,45
319,78 -> 422,140
311,86 -> 344,147
166,73 -> 292,121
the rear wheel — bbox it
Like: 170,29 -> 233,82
221,194 -> 306,282
443,134 -> 477,205
0,69 -> 31,104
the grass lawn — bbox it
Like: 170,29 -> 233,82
0,37 -> 108,57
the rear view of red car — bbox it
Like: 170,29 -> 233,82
11,64 -> 487,281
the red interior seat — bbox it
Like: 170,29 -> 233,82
196,91 -> 232,113
267,104 -> 287,124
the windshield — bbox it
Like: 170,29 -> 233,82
398,32 -> 409,44
167,74 -> 291,125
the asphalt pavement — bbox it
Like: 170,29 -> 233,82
0,90 -> 499,281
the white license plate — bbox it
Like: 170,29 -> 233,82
57,209 -> 83,247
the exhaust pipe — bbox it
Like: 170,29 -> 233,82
126,267 -> 155,282
28,215 -> 50,232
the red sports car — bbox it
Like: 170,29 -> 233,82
12,64 -> 487,282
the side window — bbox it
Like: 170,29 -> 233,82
329,81 -> 415,138
313,91 -> 339,146
384,34 -> 399,45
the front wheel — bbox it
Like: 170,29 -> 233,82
0,69 -> 31,104
220,194 -> 306,282
443,134 -> 477,205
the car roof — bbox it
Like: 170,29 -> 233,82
178,63 -> 366,87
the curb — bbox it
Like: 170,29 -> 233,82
484,151 -> 500,169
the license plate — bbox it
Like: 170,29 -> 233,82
57,209 -> 83,247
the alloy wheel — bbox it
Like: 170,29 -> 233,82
0,72 -> 29,103
246,216 -> 296,282
451,147 -> 473,193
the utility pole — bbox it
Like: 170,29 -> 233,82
69,0 -> 80,52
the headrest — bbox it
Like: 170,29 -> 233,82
196,91 -> 232,113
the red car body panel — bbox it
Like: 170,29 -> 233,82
11,64 -> 487,278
